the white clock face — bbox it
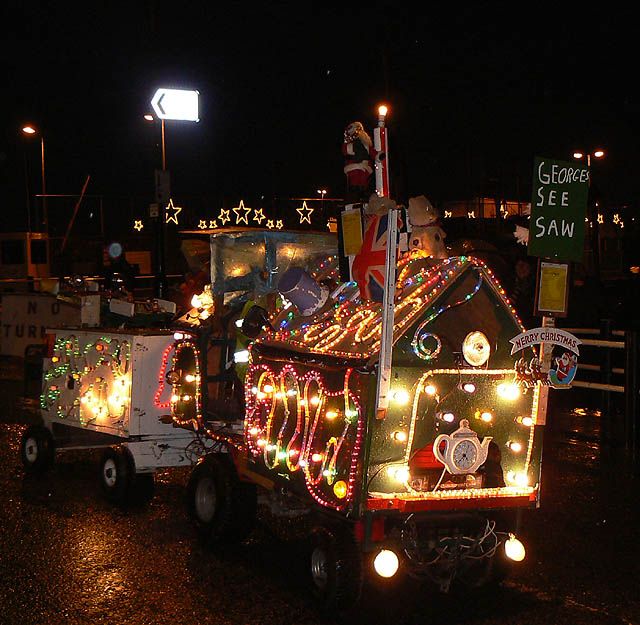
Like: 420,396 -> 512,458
452,440 -> 477,471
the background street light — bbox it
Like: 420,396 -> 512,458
573,149 -> 606,278
573,149 -> 605,167
21,124 -> 47,232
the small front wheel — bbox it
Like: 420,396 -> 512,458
309,526 -> 363,614
187,454 -> 256,544
20,425 -> 55,474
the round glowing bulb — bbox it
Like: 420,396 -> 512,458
497,382 -> 520,401
182,395 -> 191,401
256,438 -> 266,447
508,441 -> 523,453
442,412 -> 455,423
333,480 -> 348,499
521,416 -> 534,427
481,411 -> 493,423
22,125 -> 36,134
462,331 -> 491,367
378,105 -> 388,117
462,382 -> 476,393
573,151 -> 584,159
392,430 -> 408,442
424,384 -> 437,396
393,466 -> 410,482
505,535 -> 526,562
310,396 -> 320,406
373,549 -> 399,578
171,394 -> 180,403
185,374 -> 196,383
311,453 -> 323,462
326,410 -> 338,420
263,384 -> 274,393
593,150 -> 605,158
249,426 -> 259,435
391,388 -> 410,405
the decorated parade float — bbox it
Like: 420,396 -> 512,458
20,108 -> 579,611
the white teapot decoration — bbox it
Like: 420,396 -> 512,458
433,419 -> 492,475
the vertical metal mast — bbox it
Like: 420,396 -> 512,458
374,105 -> 396,419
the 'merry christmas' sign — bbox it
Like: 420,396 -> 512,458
528,157 -> 589,262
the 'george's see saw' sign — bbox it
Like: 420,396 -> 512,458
528,157 -> 589,262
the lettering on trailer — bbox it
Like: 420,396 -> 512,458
0,295 -> 80,358
528,157 -> 590,262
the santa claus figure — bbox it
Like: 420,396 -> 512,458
342,121 -> 375,202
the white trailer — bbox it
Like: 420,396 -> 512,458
20,327 -> 207,505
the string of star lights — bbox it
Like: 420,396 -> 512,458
41,334 -> 131,427
244,363 -> 363,511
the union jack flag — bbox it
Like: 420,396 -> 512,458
351,214 -> 397,302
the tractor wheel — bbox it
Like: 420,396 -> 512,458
309,525 -> 363,614
187,454 -> 257,544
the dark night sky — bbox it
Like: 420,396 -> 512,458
1,2 -> 637,233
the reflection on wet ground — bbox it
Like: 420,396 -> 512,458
1,389 -> 639,625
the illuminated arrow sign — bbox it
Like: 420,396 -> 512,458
151,88 -> 200,122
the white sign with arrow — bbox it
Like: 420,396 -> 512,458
151,88 -> 200,122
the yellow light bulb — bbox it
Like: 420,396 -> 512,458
390,388 -> 410,405
333,480 -> 348,499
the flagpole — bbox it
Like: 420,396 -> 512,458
374,105 -> 396,419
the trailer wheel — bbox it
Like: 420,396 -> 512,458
187,454 -> 257,544
100,448 -> 133,505
309,526 -> 363,614
20,425 -> 55,474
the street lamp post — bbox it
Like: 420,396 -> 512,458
316,188 -> 327,212
573,149 -> 605,279
22,125 -> 47,232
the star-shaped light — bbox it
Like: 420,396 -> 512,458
209,220 -> 218,229
253,208 -> 266,224
276,219 -> 284,230
296,200 -> 314,224
613,213 -> 620,225
233,200 -> 252,225
134,220 -> 144,232
218,208 -> 231,224
165,198 -> 182,225
266,219 -> 275,229
198,220 -> 208,229
597,214 -> 604,224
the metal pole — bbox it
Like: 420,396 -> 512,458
41,136 -> 47,233
161,119 -> 167,171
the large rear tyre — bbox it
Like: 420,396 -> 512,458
20,425 -> 55,474
187,454 -> 257,544
309,525 -> 363,614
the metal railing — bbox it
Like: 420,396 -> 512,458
560,320 -> 639,469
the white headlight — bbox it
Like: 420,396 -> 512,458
373,549 -> 399,578
462,331 -> 490,367
505,535 -> 526,562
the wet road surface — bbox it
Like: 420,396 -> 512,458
1,388 -> 638,625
